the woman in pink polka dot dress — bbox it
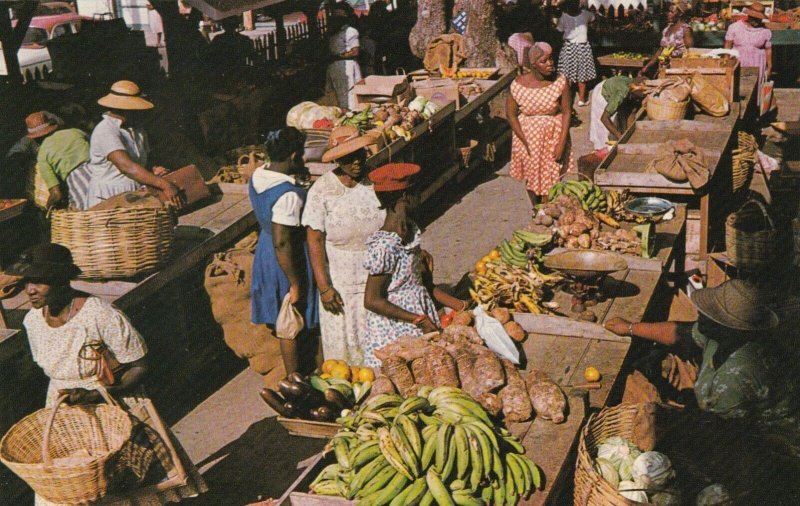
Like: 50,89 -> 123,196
507,42 -> 575,207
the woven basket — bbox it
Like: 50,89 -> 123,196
0,389 -> 132,504
51,207 -> 176,279
459,139 -> 478,167
645,96 -> 689,121
574,403 -> 651,505
724,199 -> 778,270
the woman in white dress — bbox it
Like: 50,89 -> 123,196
325,5 -> 362,110
303,132 -> 383,365
8,243 -> 206,506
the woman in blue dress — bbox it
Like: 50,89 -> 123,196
249,128 -> 319,377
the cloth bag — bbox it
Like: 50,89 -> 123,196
275,293 -> 304,340
473,306 -> 520,364
423,34 -> 466,74
690,72 -> 729,117
646,138 -> 709,190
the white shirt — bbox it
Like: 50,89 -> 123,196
251,164 -> 304,226
557,11 -> 595,43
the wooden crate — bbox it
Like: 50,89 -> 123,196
659,54 -> 741,103
597,56 -> 648,68
277,417 -> 341,439
0,199 -> 26,222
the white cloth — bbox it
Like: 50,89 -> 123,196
148,8 -> 163,34
302,171 -> 386,364
557,11 -> 594,43
589,81 -> 615,151
251,165 -> 304,226
326,26 -> 362,110
86,114 -> 149,208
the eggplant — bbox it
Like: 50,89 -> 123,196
278,379 -> 298,399
282,380 -> 310,400
308,408 -> 325,421
288,372 -> 309,386
297,388 -> 326,411
316,405 -> 335,422
282,401 -> 297,417
324,388 -> 354,410
259,389 -> 293,417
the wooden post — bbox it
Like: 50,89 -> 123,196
243,10 -> 255,30
274,11 -> 287,59
0,1 -> 37,86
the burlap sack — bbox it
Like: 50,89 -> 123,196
204,232 -> 276,364
423,34 -> 466,73
646,138 -> 709,190
690,72 -> 729,117
645,78 -> 691,102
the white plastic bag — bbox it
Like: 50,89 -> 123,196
276,293 -> 304,340
473,306 -> 520,364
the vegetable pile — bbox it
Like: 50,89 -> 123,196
339,96 -> 442,142
594,437 -> 678,504
309,386 -> 541,505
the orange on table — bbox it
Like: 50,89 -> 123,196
584,366 -> 601,382
331,363 -> 351,381
320,373 -> 332,379
321,359 -> 338,374
475,261 -> 487,274
350,366 -> 361,379
481,255 -> 493,264
489,249 -> 501,260
357,368 -> 375,383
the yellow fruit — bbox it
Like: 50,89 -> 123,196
489,249 -> 501,260
320,373 -> 332,379
481,255 -> 493,264
351,366 -> 361,379
475,260 -> 487,272
358,368 -> 375,383
331,363 -> 351,381
584,367 -> 601,383
321,359 -> 338,375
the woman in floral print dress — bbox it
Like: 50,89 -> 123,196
507,41 -> 575,207
361,163 -> 465,367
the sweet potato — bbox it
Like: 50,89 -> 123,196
426,346 -> 460,388
451,311 -> 474,327
453,346 -> 479,398
442,324 -> 482,345
375,337 -> 432,362
527,369 -> 567,423
478,393 -> 503,417
503,321 -> 526,343
499,359 -> 533,422
369,374 -> 397,398
470,344 -> 506,393
382,357 -> 417,397
410,357 -> 433,387
489,307 -> 511,324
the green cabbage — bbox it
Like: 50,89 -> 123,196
618,455 -> 636,481
597,436 -> 642,469
633,451 -> 675,489
618,480 -> 648,503
594,458 -> 620,489
408,96 -> 428,112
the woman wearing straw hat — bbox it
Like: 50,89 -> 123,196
605,280 -> 799,456
302,129 -> 385,366
639,1 -> 694,77
86,80 -> 183,209
724,2 -> 772,103
7,243 -> 206,505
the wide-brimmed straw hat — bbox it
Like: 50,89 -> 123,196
25,111 -> 59,139
97,80 -> 154,110
6,243 -> 81,281
690,279 -> 778,331
321,128 -> 378,163
744,1 -> 767,19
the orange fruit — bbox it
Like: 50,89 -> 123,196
331,363 -> 351,381
584,367 -> 601,383
358,368 -> 376,383
321,359 -> 338,375
475,261 -> 487,274
481,255 -> 493,264
350,366 -> 361,379
320,373 -> 332,379
489,249 -> 501,260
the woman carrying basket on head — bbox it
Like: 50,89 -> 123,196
7,243 -> 206,506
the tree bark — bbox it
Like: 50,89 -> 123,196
462,0 -> 499,67
408,0 -> 447,59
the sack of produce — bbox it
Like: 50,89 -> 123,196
690,72 -> 729,117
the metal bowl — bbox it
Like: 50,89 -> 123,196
542,250 -> 629,280
624,197 -> 673,217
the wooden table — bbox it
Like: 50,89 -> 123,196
594,69 -> 758,259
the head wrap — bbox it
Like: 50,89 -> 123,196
672,0 -> 689,14
527,42 -> 553,65
508,32 -> 534,66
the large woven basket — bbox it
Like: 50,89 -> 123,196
0,390 -> 132,504
51,207 -> 176,279
645,96 -> 689,121
724,199 -> 779,270
574,403 -> 651,505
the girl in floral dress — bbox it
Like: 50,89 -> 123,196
507,42 -> 575,207
361,163 -> 465,367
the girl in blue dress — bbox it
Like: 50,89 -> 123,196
249,128 -> 319,377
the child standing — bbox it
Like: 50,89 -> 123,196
556,0 -> 597,106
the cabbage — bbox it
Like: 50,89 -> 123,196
633,451 -> 675,490
408,96 -> 428,112
422,101 -> 439,119
287,102 -> 318,128
617,454 -> 636,481
696,484 -> 732,506
597,437 -> 642,469
651,488 -> 682,506
618,480 -> 648,503
594,458 -> 620,489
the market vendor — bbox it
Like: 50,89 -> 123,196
605,280 -> 800,459
303,131 -> 384,365
362,163 -> 466,367
724,2 -> 772,104
639,1 -> 694,77
325,4 -> 362,110
589,76 -> 647,154
26,111 -> 92,210
8,243 -> 206,505
85,80 -> 183,209
250,128 -> 320,377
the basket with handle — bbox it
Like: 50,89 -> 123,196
645,95 -> 689,121
0,387 -> 132,504
51,206 -> 176,279
574,403 -> 651,505
724,199 -> 779,270
459,139 -> 478,167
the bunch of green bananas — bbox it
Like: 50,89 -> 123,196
310,386 -> 541,505
498,230 -> 552,268
338,109 -> 374,132
608,51 -> 648,59
471,261 -> 562,314
548,180 -> 609,213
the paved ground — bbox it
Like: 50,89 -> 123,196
175,101 -> 595,505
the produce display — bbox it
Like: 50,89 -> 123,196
339,96 -> 442,142
260,365 -> 373,422
471,259 -> 561,314
594,436 -> 678,504
605,51 -> 649,60
286,101 -> 343,130
308,386 -> 541,505
690,14 -> 727,32
454,69 -> 495,79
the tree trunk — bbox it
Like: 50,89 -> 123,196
462,0 -> 499,67
408,0 -> 447,59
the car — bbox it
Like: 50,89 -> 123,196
0,2 -> 88,82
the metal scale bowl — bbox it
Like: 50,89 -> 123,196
623,197 -> 674,258
543,250 -> 628,318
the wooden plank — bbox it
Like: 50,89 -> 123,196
616,143 -> 721,159
514,313 -> 631,343
600,270 -> 662,327
455,71 -> 515,123
178,194 -> 244,229
203,198 -> 253,234
569,339 -> 630,408
216,182 -> 250,195
594,168 -> 693,190
633,119 -> 732,132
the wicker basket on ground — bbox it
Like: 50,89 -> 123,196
0,391 -> 132,504
574,403 -> 652,505
645,96 -> 689,121
51,206 -> 176,279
